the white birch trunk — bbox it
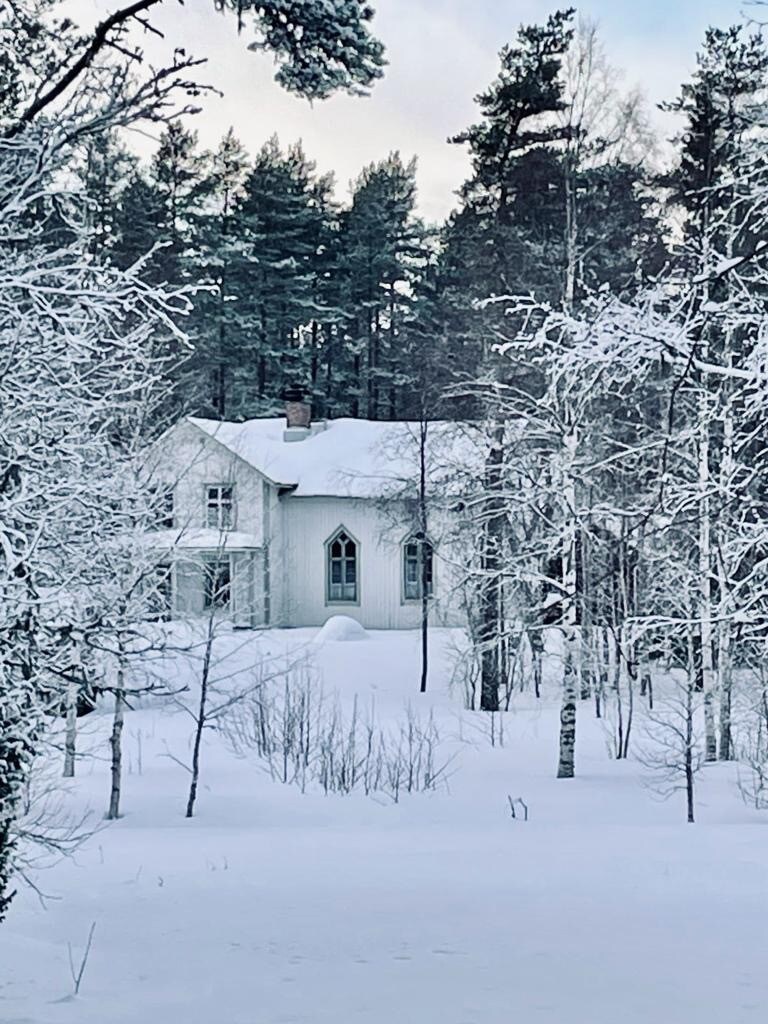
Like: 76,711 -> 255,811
557,427 -> 579,778
717,399 -> 735,760
107,655 -> 125,820
698,379 -> 718,763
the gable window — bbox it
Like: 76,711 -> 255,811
205,484 -> 235,530
203,555 -> 231,610
327,529 -> 358,603
403,535 -> 434,601
161,489 -> 175,528
154,487 -> 174,529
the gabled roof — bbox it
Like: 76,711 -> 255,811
188,416 -> 467,499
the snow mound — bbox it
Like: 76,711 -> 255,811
315,615 -> 368,642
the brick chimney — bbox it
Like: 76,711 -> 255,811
283,386 -> 311,442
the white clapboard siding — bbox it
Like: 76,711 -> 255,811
278,496 -> 465,629
156,421 -> 266,543
154,419 -> 468,631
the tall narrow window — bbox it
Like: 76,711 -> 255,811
403,535 -> 434,601
327,529 -> 358,603
147,562 -> 173,620
159,489 -> 175,529
203,556 -> 231,610
205,484 -> 235,530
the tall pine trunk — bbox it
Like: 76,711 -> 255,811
479,422 -> 504,711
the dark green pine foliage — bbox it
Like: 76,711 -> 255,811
149,121 -> 207,288
663,25 -> 768,254
451,8 -> 575,283
301,172 -> 348,418
227,137 -> 332,416
79,131 -> 138,262
440,8 -> 663,387
184,128 -> 250,418
111,172 -> 166,276
439,9 -> 576,399
572,161 -> 666,298
396,240 -> 457,419
339,153 -> 424,419
221,0 -> 385,100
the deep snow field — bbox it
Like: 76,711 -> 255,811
1,625 -> 766,1024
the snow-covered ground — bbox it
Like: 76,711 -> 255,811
1,627 -> 766,1024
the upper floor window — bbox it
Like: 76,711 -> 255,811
157,488 -> 175,529
327,528 -> 358,603
403,535 -> 434,601
205,484 -> 235,530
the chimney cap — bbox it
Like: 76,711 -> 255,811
284,385 -> 312,440
283,384 -> 308,403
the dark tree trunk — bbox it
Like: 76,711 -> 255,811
479,423 -> 504,712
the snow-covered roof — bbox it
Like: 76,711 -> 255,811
187,416 -> 466,498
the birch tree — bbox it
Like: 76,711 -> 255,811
0,0 -> 385,918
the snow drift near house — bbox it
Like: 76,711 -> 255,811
315,614 -> 369,642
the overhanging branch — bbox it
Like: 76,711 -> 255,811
4,0 -> 165,138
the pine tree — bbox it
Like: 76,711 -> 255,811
149,121 -> 206,286
112,171 -> 166,276
301,171 -> 348,417
442,10 -> 577,714
185,128 -> 250,417
340,153 -> 423,419
79,131 -> 137,262
227,137 -> 330,415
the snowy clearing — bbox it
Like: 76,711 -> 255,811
1,627 -> 766,1024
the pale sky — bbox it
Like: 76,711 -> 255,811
70,0 -> 747,221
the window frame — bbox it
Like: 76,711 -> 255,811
402,533 -> 435,604
325,527 -> 360,606
145,561 -> 173,620
204,483 -> 236,531
158,487 -> 175,529
202,554 -> 233,611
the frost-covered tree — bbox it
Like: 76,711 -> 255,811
0,0 -> 385,920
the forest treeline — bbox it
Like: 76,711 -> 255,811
65,8 -> 768,792
78,9 -> 671,423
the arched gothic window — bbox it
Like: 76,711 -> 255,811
403,535 -> 434,601
326,528 -> 358,602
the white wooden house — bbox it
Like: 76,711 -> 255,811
150,398 -> 466,629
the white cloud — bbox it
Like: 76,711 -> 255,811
63,0 -> 745,220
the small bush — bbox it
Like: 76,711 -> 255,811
226,670 -> 456,802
